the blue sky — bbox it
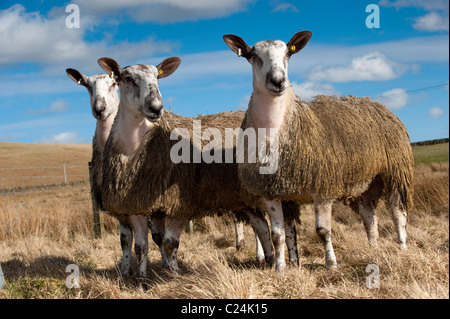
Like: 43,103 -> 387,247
0,0 -> 448,144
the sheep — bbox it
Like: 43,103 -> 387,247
65,69 -> 119,207
223,31 -> 414,272
95,57 -> 281,283
65,68 -> 142,277
64,68 -> 265,274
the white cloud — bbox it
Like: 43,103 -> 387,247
26,99 -> 70,115
73,0 -> 254,23
273,3 -> 299,13
378,0 -> 449,11
413,12 -> 449,31
428,107 -> 445,118
0,4 -> 174,70
307,52 -> 405,83
291,81 -> 340,101
41,131 -> 83,144
237,94 -> 251,110
374,88 -> 409,110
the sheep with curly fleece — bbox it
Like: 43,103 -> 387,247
223,31 -> 414,272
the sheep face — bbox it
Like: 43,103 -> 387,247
87,75 -> 119,120
223,31 -> 312,97
98,57 -> 181,123
120,65 -> 164,122
66,69 -> 119,121
251,40 -> 289,96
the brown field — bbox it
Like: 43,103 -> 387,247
0,142 -> 448,299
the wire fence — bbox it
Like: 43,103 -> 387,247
0,164 -> 89,190
0,164 -> 118,240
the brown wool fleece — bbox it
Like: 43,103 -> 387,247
100,110 -> 259,221
239,88 -> 414,210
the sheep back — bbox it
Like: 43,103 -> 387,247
238,90 -> 414,210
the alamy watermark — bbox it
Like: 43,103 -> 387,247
66,4 -> 80,29
66,264 -> 80,289
366,264 -> 380,289
0,265 -> 4,290
366,4 -> 380,28
169,120 -> 279,174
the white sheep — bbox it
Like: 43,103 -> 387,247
96,57 -> 285,286
223,31 -> 414,272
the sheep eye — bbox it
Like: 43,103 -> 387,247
125,76 -> 137,86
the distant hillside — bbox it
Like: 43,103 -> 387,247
0,143 -> 92,168
411,138 -> 449,147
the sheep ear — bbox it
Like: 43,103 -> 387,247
66,68 -> 88,86
286,31 -> 312,57
223,34 -> 252,58
156,57 -> 181,79
97,57 -> 123,81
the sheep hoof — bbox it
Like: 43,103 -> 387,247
327,262 -> 338,269
136,278 -> 148,291
288,260 -> 299,268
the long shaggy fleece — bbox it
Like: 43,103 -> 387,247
101,111 -> 254,219
239,88 -> 414,210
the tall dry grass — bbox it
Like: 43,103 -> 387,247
0,165 -> 448,299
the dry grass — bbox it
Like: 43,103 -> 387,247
0,163 -> 448,299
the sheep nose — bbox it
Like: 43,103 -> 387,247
270,77 -> 285,89
95,107 -> 106,117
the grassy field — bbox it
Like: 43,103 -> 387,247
412,142 -> 449,165
0,142 -> 448,299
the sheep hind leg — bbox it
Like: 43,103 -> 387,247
262,199 -> 286,272
245,210 -> 273,266
129,215 -> 149,290
119,219 -> 133,278
150,212 -> 168,268
285,219 -> 299,267
314,196 -> 337,268
358,196 -> 379,247
162,217 -> 184,273
234,217 -> 245,251
389,190 -> 408,249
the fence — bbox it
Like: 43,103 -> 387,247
0,163 -> 110,240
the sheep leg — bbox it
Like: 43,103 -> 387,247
234,217 -> 245,251
254,232 -> 265,264
389,190 -> 408,249
162,217 -> 184,273
285,219 -> 299,266
150,213 -> 168,268
262,199 -> 286,272
245,210 -> 274,266
119,219 -> 133,277
358,197 -> 379,247
314,196 -> 337,268
129,215 -> 149,289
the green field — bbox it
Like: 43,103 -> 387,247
412,142 -> 449,166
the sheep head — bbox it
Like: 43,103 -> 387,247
97,57 -> 181,122
223,31 -> 312,97
66,68 -> 119,121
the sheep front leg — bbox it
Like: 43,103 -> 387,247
162,217 -> 184,273
246,210 -> 274,266
314,196 -> 337,268
262,199 -> 286,272
390,190 -> 408,249
129,215 -> 149,289
119,219 -> 133,277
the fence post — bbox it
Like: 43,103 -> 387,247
63,163 -> 67,184
89,162 -> 104,238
